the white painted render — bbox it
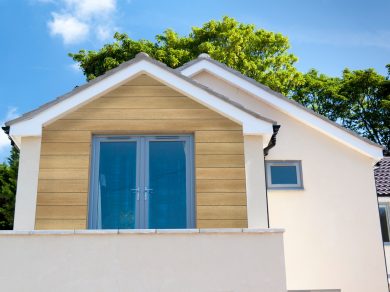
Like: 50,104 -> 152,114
13,137 -> 41,230
244,135 -> 268,228
192,71 -> 388,292
378,197 -> 390,204
0,229 -> 287,292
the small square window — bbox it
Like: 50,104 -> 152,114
266,161 -> 303,189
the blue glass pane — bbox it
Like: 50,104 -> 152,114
148,141 -> 187,229
270,165 -> 298,185
99,142 -> 137,229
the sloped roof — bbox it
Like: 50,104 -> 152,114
375,157 -> 390,196
177,54 -> 383,160
5,53 -> 275,127
178,54 -> 381,149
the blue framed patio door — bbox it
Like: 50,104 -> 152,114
89,135 -> 194,229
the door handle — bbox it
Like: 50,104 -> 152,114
144,187 -> 153,200
131,188 -> 140,200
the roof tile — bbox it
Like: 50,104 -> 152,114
375,157 -> 390,196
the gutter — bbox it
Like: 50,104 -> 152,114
262,124 -> 281,228
264,125 -> 281,156
1,126 -> 18,150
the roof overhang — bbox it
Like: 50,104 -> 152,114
6,53 -> 275,148
178,56 -> 384,161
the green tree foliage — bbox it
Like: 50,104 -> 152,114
338,67 -> 390,151
70,16 -> 304,95
293,67 -> 390,151
0,147 -> 18,229
292,69 -> 346,121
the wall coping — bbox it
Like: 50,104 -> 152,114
0,228 -> 284,236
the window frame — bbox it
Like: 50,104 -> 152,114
379,202 -> 390,244
265,160 -> 303,190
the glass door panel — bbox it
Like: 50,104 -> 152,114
98,141 -> 138,229
146,140 -> 188,229
89,135 -> 193,229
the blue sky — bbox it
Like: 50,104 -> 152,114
0,0 -> 389,161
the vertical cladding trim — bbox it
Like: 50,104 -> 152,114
244,135 -> 268,228
14,137 -> 42,230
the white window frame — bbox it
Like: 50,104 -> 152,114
379,203 -> 390,244
265,160 -> 303,190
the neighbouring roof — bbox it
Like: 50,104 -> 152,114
375,157 -> 390,196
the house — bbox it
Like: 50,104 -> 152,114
0,52 -> 387,292
376,157 -> 390,282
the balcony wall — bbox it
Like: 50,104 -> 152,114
0,228 -> 286,292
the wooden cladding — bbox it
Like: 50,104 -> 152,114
35,74 -> 247,230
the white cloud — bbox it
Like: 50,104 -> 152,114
48,13 -> 89,44
0,107 -> 20,159
64,0 -> 116,19
45,0 -> 117,44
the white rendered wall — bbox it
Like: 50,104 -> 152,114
244,135 -> 268,227
0,229 -> 286,292
13,136 -> 41,230
193,71 -> 388,292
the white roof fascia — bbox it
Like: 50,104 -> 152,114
180,59 -> 383,160
9,58 -> 274,148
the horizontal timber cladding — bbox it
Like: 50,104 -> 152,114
35,74 -> 247,229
